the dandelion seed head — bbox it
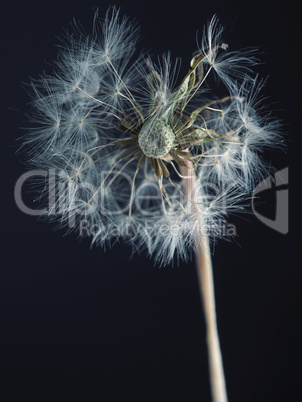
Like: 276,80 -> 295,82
20,8 -> 283,265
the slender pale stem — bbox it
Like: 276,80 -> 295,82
180,161 -> 227,402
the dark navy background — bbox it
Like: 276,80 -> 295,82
2,0 -> 299,400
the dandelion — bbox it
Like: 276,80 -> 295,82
20,7 -> 282,402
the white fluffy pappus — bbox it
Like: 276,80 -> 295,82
20,6 -> 282,265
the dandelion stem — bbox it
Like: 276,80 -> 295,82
180,160 -> 228,402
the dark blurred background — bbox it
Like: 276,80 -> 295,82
1,0 -> 300,400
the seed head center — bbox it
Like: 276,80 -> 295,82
138,118 -> 175,158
